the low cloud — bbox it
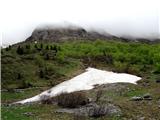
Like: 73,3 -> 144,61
1,0 -> 160,46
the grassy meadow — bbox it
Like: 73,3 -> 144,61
1,40 -> 160,119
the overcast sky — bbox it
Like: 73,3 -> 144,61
1,0 -> 160,46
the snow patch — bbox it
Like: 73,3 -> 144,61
15,68 -> 141,104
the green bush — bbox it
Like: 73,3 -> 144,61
154,63 -> 160,73
35,56 -> 44,67
18,80 -> 33,89
38,64 -> 64,80
16,46 -> 24,55
1,40 -> 160,90
55,52 -> 66,64
113,61 -> 129,73
21,54 -> 35,60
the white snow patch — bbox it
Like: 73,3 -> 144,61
15,68 -> 141,104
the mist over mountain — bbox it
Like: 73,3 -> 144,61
2,0 -> 159,47
25,25 -> 115,42
2,23 -> 160,48
21,24 -> 159,45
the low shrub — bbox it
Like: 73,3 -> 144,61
95,89 -> 103,102
56,91 -> 89,108
18,80 -> 33,89
40,95 -> 55,104
154,63 -> 160,73
89,105 -> 107,117
113,61 -> 129,73
21,54 -> 35,60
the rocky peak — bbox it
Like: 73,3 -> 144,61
26,26 -> 115,42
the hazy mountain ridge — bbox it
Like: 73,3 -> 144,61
26,27 -> 116,42
25,26 -> 160,43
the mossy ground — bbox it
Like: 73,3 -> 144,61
1,40 -> 160,119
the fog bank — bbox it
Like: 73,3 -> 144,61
1,0 -> 160,46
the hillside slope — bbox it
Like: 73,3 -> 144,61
2,40 -> 160,89
1,29 -> 160,119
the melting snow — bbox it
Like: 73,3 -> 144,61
15,68 -> 141,104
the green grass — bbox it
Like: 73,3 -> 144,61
2,40 -> 160,89
1,39 -> 160,119
1,87 -> 49,103
1,104 -> 67,120
2,104 -> 123,120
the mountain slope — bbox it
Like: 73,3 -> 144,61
1,28 -> 160,120
26,27 -> 117,43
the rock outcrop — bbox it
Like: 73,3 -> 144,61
24,24 -> 160,43
56,103 -> 121,117
26,27 -> 116,42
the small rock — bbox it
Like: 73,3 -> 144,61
144,97 -> 152,100
131,96 -> 143,101
23,112 -> 34,116
143,93 -> 152,100
158,100 -> 160,108
156,79 -> 160,83
56,103 -> 121,117
1,89 -> 8,92
138,117 -> 145,120
143,93 -> 151,98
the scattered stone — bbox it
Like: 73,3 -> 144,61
14,89 -> 24,93
88,103 -> 121,117
156,79 -> 160,83
143,93 -> 152,100
138,116 -> 145,120
23,112 -> 34,116
130,96 -> 143,101
56,103 -> 121,117
131,93 -> 153,101
1,89 -> 8,92
157,99 -> 160,108
56,108 -> 76,114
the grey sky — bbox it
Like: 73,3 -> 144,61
1,0 -> 160,46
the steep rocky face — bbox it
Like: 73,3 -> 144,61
26,27 -> 115,42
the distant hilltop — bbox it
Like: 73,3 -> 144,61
26,26 -> 117,42
25,25 -> 160,43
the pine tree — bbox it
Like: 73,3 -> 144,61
46,45 -> 49,50
5,45 -> 11,51
102,50 -> 106,56
9,45 -> 11,49
34,44 -> 38,49
1,49 -> 4,55
16,46 -> 24,55
5,47 -> 9,51
39,69 -> 44,78
44,53 -> 50,60
50,46 -> 53,50
25,44 -> 30,49
40,43 -> 43,49
17,73 -> 22,79
53,45 -> 58,53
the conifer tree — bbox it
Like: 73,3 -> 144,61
40,43 -> 43,49
16,46 -> 24,55
46,45 -> 49,50
25,44 -> 30,49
